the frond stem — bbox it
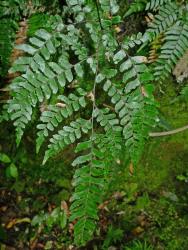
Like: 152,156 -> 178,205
79,38 -> 101,242
149,124 -> 188,137
95,0 -> 103,30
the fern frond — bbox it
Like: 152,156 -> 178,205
36,89 -> 87,152
67,0 -> 101,41
125,86 -> 157,163
124,0 -> 147,18
103,79 -> 157,164
66,0 -> 87,23
154,22 -> 188,81
148,33 -> 163,63
43,118 -> 92,164
99,0 -> 119,14
0,108 -> 10,123
147,2 -> 180,37
27,14 -> 58,37
5,26 -> 63,143
71,159 -> 104,245
92,48 -> 157,164
179,84 -> 188,101
113,50 -> 148,93
0,0 -> 62,19
1,1 -> 161,247
146,0 -> 171,11
70,129 -> 121,246
122,32 -> 153,53
95,49 -> 157,164
70,145 -> 105,245
0,0 -> 27,18
95,130 -> 122,159
93,108 -> 122,132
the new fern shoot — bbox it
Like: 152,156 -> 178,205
1,0 -> 188,247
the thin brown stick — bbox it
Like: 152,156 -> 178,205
149,124 -> 188,137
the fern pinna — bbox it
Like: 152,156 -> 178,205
2,0 -> 188,247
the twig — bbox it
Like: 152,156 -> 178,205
149,124 -> 188,137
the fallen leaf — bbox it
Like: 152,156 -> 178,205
6,217 -> 31,229
61,200 -> 70,216
129,162 -> 134,175
131,226 -> 144,235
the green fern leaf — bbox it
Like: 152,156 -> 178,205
103,51 -> 158,163
113,50 -> 148,94
43,118 -> 92,164
124,0 -> 147,18
154,22 -> 188,81
146,0 -> 171,11
148,2 -> 180,37
70,130 -> 121,246
36,90 -> 87,153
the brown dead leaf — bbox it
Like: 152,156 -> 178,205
87,91 -> 95,102
48,204 -> 56,213
98,200 -> 109,210
173,49 -> 188,82
112,191 -> 124,200
141,86 -> 148,97
56,102 -> 66,108
6,217 -> 31,229
145,13 -> 154,24
129,162 -> 134,175
68,222 -> 74,235
6,19 -> 28,82
114,25 -> 122,33
61,200 -> 70,216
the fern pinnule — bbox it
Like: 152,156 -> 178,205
146,0 -> 171,11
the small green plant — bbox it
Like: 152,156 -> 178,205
124,240 -> 154,250
177,172 -> 188,182
102,226 -> 124,249
0,152 -> 18,179
32,206 -> 67,230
